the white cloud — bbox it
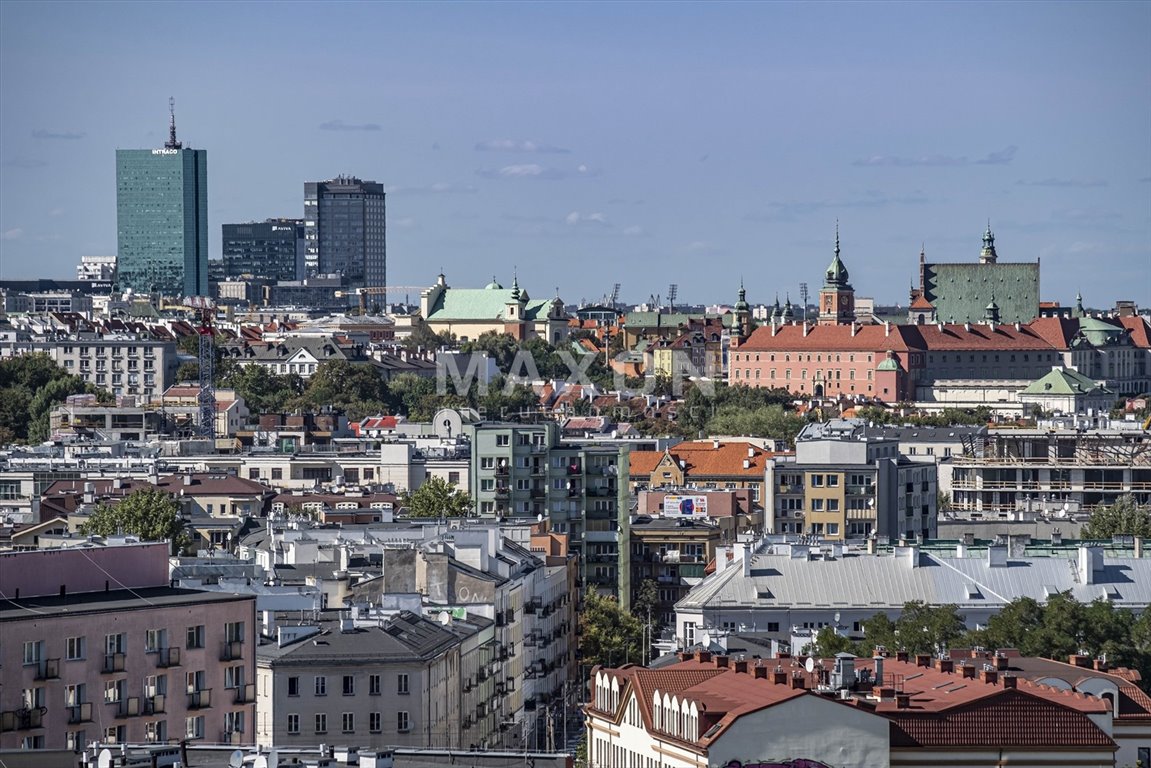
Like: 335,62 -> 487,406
392,217 -> 417,229
475,139 -> 570,154
566,211 -> 609,226
623,225 -> 645,237
1,228 -> 23,240
477,164 -> 568,180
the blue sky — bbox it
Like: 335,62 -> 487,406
1,1 -> 1148,309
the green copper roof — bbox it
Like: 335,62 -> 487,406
1020,367 -> 1110,396
876,355 -> 903,371
923,262 -> 1039,324
426,287 -> 554,321
1076,316 -> 1128,347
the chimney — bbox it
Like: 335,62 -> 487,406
851,322 -> 858,337
1136,537 -> 1144,559
980,669 -> 998,684
987,544 -> 1007,568
803,323 -> 810,337
873,656 -> 884,686
697,650 -> 712,663
1001,675 -> 1017,689
961,664 -> 977,679
790,673 -> 806,690
895,693 -> 911,709
915,654 -> 931,668
937,658 -> 954,674
1093,657 -> 1109,672
884,321 -> 891,337
715,655 -> 729,668
896,650 -> 909,663
772,669 -> 788,684
1069,654 -> 1092,668
754,665 -> 768,679
678,651 -> 693,662
866,537 -> 876,555
733,659 -> 748,674
995,654 -> 1009,671
1078,545 -> 1103,584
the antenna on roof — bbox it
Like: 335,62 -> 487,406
165,97 -> 183,150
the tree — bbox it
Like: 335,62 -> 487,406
705,404 -> 806,443
221,364 -> 303,414
0,353 -> 109,443
807,625 -> 855,658
1080,495 -> 1151,539
894,601 -> 966,655
577,589 -> 645,668
401,476 -> 472,518
78,487 -> 190,554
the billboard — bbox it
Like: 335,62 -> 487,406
663,494 -> 708,517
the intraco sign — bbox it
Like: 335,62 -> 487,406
662,494 -> 707,517
151,149 -> 180,155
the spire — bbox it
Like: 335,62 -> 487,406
164,97 -> 183,150
1074,291 -> 1085,318
835,220 -> 841,259
823,222 -> 851,288
980,221 -> 997,264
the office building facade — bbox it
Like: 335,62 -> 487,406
222,219 -> 304,282
115,109 -> 208,298
304,176 -> 386,288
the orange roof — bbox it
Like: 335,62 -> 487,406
910,323 -> 1054,351
910,295 -> 934,310
743,323 -> 917,352
630,440 -> 770,479
1119,316 -> 1151,348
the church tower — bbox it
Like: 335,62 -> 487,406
731,280 -> 751,346
979,222 -> 998,264
818,224 -> 855,325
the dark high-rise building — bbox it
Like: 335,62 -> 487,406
304,176 -> 386,288
116,100 -> 208,297
221,218 -> 305,282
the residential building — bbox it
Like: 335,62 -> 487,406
419,273 -> 569,343
944,420 -> 1151,518
1017,367 -> 1116,415
115,105 -> 208,297
76,255 -> 117,284
585,649 -> 1119,768
218,336 -> 370,379
0,542 -> 256,750
222,219 -> 305,282
627,440 -> 772,504
255,611 -> 466,749
673,539 -> 1151,652
304,176 -> 387,288
767,420 -> 938,540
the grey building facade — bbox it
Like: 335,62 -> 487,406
304,176 -> 387,289
221,219 -> 305,282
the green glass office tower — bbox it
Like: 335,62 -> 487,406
116,104 -> 208,298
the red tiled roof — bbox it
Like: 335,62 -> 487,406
630,440 -> 771,479
1119,316 -> 1151,348
909,323 -> 1054,351
1023,316 -> 1080,349
742,323 -> 918,352
910,295 -> 934,310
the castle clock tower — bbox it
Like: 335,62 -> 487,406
818,224 -> 855,326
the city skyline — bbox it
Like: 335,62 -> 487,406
1,1 -> 1148,307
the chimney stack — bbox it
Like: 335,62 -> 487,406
980,669 -> 998,684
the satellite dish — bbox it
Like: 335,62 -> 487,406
267,749 -> 278,768
834,612 -> 841,624
97,750 -> 113,768
252,757 -> 268,768
229,751 -> 244,768
805,657 -> 816,674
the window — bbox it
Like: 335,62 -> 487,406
480,457 -> 495,469
186,670 -> 205,693
23,640 -> 43,665
315,713 -> 327,734
496,435 -> 510,446
224,621 -> 245,644
271,468 -> 283,480
397,673 -> 409,695
145,629 -> 166,653
185,715 -> 204,739
343,675 -> 355,696
105,633 -> 125,655
315,676 -> 327,696
827,523 -> 840,536
811,499 -> 824,511
186,625 -> 204,649
810,475 -> 824,487
104,679 -> 124,704
369,712 -> 381,733
288,676 -> 300,697
369,674 -> 381,696
225,665 -> 244,689
397,711 -> 410,733
826,475 -> 839,487
225,711 -> 245,735
342,713 -> 355,733
287,714 -> 300,735
767,622 -> 780,633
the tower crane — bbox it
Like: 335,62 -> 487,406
185,296 -> 216,440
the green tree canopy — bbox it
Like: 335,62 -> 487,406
221,364 -> 303,415
1080,495 -> 1151,539
578,589 -> 645,667
0,353 -> 110,443
78,487 -> 190,554
401,475 -> 472,518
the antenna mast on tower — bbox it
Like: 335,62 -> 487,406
165,97 -> 183,150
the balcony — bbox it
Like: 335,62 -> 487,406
234,683 -> 255,705
495,465 -> 509,477
494,487 -> 510,500
0,707 -> 45,731
187,689 -> 212,709
143,695 -> 165,715
530,464 -> 546,476
220,640 -> 243,661
67,702 -> 93,723
220,731 -> 243,745
33,658 -> 60,680
116,697 -> 141,718
102,652 -> 126,673
530,487 -> 545,499
566,464 -> 583,475
155,647 -> 180,668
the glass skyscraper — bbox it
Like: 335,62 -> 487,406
222,219 -> 304,282
115,106 -> 208,298
304,176 -> 387,289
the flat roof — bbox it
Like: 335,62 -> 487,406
0,586 -> 254,622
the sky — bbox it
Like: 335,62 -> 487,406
1,1 -> 1149,310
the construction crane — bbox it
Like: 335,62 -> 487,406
185,296 -> 216,440
607,283 -> 620,309
338,286 -> 428,313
